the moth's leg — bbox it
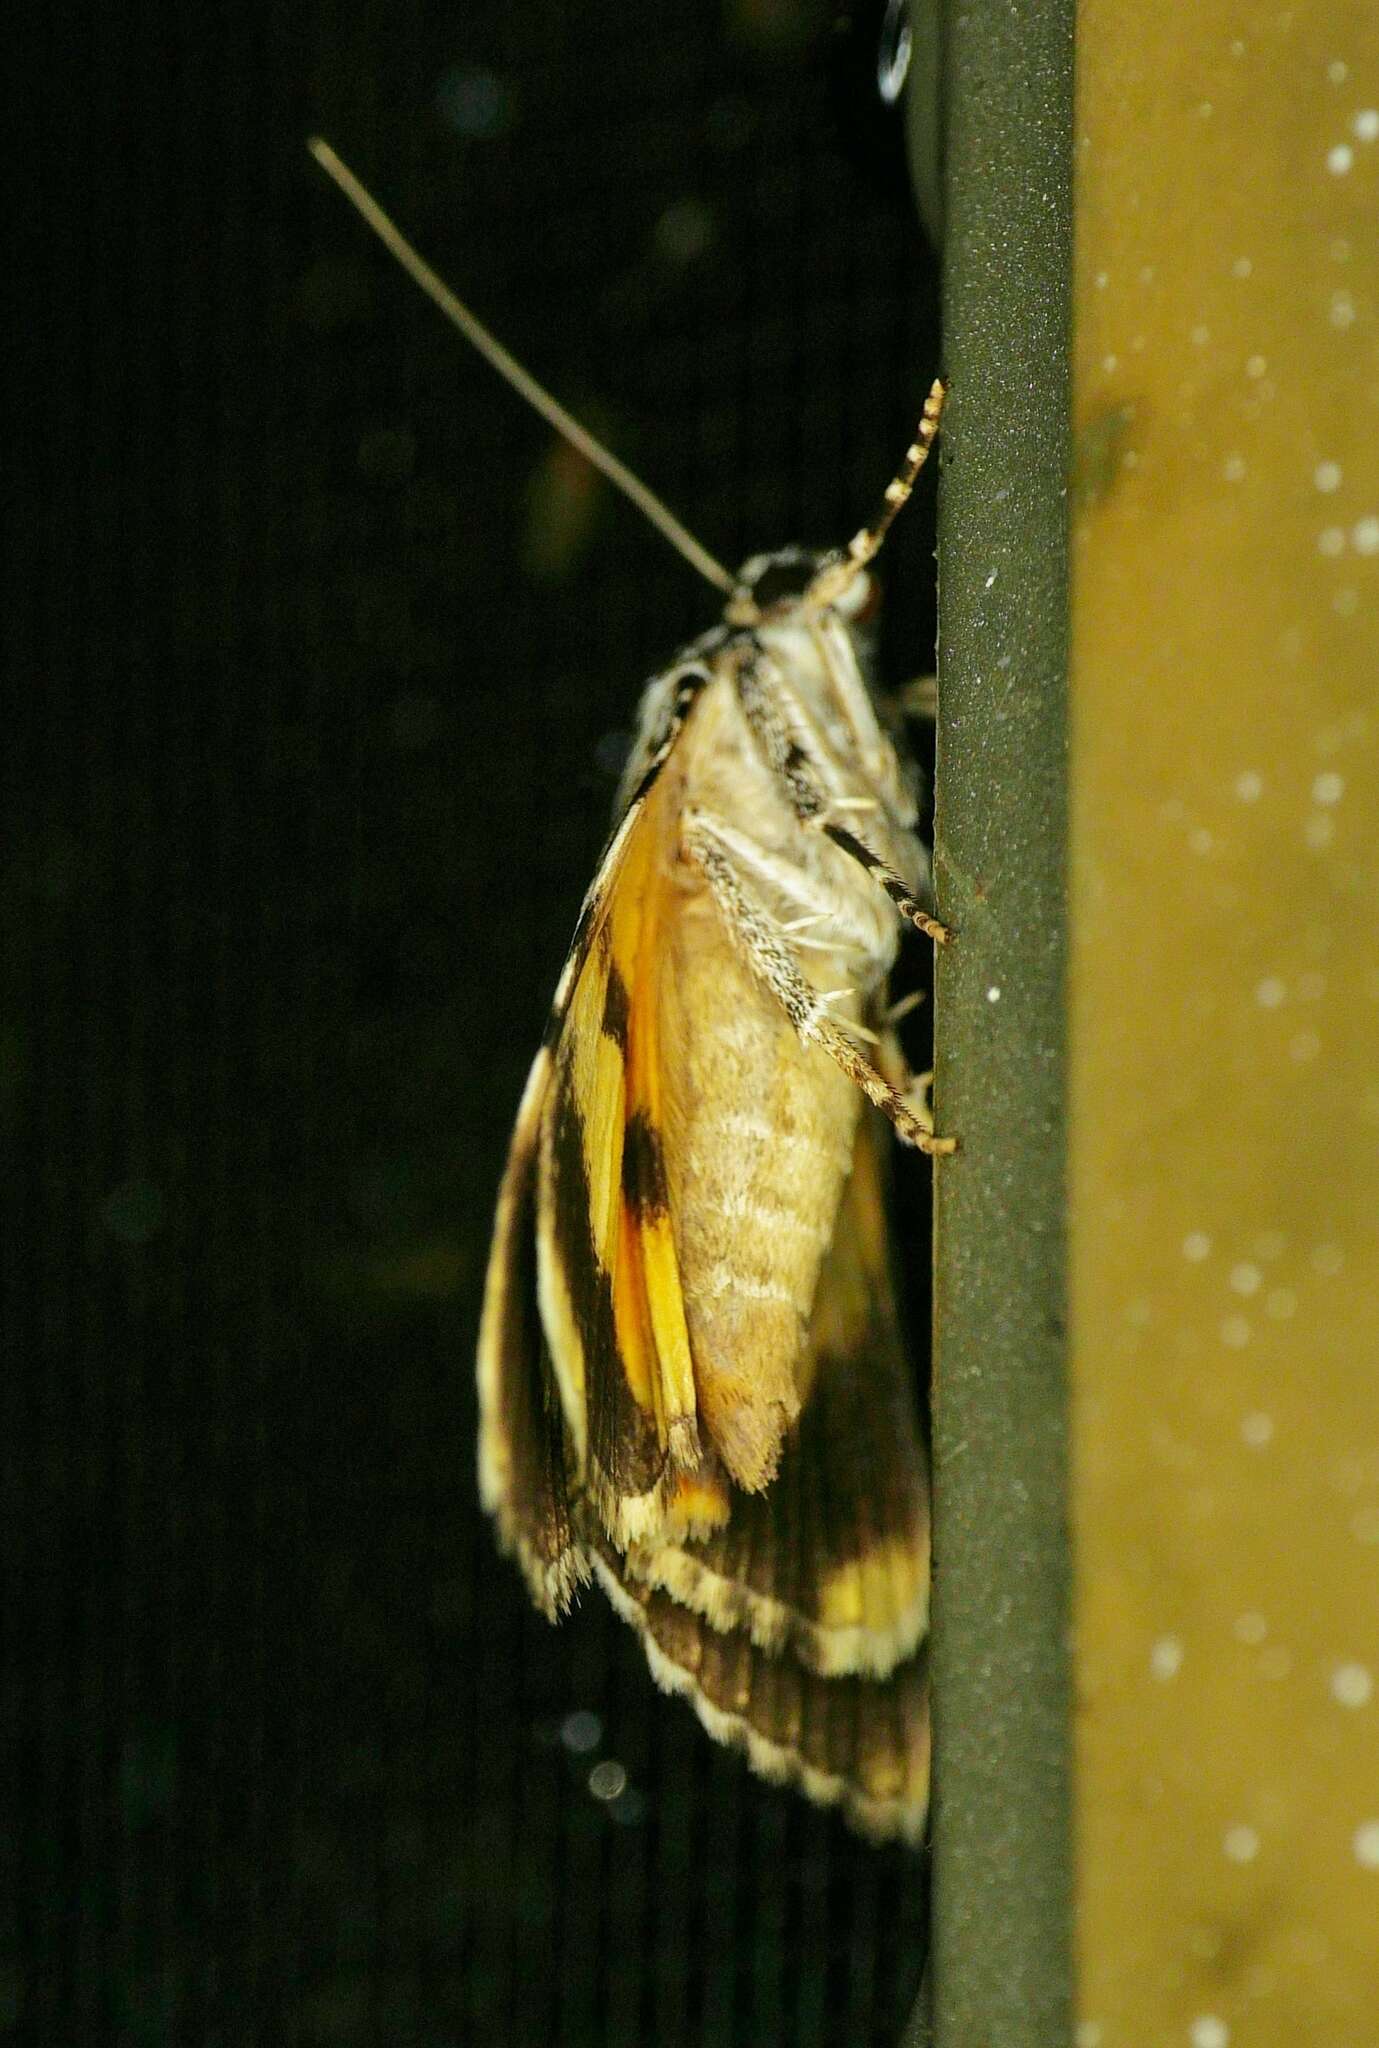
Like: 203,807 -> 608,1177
688,810 -> 905,967
893,674 -> 938,722
684,810 -> 956,1155
735,647 -> 950,947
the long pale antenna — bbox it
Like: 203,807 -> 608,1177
307,138 -> 736,596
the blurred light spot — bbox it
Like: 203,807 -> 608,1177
877,0 -> 912,104
1255,976 -> 1286,1008
1331,1662 -> 1373,1708
1353,1820 -> 1379,1868
1317,526 -> 1345,556
1241,1411 -> 1274,1448
1314,460 -> 1343,492
1223,1824 -> 1259,1863
1352,516 -> 1379,555
1190,2015 -> 1229,2048
1232,255 -> 1253,278
1233,770 -> 1263,801
1150,1635 -> 1183,1680
588,1758 -> 627,1801
1188,825 -> 1213,855
1076,2025 -> 1103,2048
1355,109 -> 1379,141
1313,771 -> 1345,805
1327,143 -> 1354,174
986,986 -> 1001,1004
560,1710 -> 602,1755
1234,1611 -> 1268,1644
435,67 -> 518,139
1328,59 -> 1349,84
653,198 -> 715,267
1220,1315 -> 1250,1349
1304,812 -> 1335,849
101,1179 -> 166,1245
1330,291 -> 1356,329
1222,453 -> 1246,482
1183,1232 -> 1212,1262
1190,323 -> 1210,346
1288,1029 -> 1321,1063
1244,353 -> 1267,376
1229,1262 -> 1261,1296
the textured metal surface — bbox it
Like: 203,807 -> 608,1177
924,0 -> 1076,2039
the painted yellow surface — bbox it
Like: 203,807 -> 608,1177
1070,5 -> 1379,2043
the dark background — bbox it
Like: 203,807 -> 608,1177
7,1 -> 942,2041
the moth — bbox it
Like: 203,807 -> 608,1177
310,140 -> 954,1844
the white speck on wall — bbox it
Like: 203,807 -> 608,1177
1264,1287 -> 1297,1320
1183,1231 -> 1212,1262
1241,1411 -> 1274,1447
1255,976 -> 1286,1008
1221,1315 -> 1251,1348
1190,2016 -> 1230,2048
1076,2024 -> 1103,2048
1223,454 -> 1247,482
1328,58 -> 1349,83
1353,516 -> 1379,554
1312,771 -> 1345,804
986,985 -> 1001,1004
1331,291 -> 1357,328
984,570 -> 997,589
1327,143 -> 1355,174
1353,1820 -> 1379,1869
1245,351 -> 1267,377
1095,269 -> 1109,289
1355,109 -> 1379,141
1314,460 -> 1343,491
1312,1243 -> 1345,1276
1191,323 -> 1211,346
1304,812 -> 1336,849
1317,526 -> 1346,556
1150,1635 -> 1184,1680
1102,353 -> 1118,373
1234,770 -> 1263,801
1224,1823 -> 1260,1862
1331,1662 -> 1373,1708
1229,1262 -> 1262,1296
1234,1611 -> 1268,1645
1232,255 -> 1253,278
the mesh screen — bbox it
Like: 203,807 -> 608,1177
9,2 -> 941,2040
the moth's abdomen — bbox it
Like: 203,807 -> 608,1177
661,890 -> 860,1493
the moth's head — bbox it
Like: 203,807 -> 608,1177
724,546 -> 879,627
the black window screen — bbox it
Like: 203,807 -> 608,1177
10,3 -> 941,2041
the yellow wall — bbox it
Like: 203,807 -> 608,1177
1071,5 -> 1379,2041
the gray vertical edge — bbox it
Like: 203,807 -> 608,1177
921,1 -> 1076,2042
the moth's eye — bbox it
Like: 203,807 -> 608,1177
748,559 -> 816,610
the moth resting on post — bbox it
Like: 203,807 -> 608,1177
310,141 -> 954,1845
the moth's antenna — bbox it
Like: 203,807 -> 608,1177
805,378 -> 945,610
307,139 -> 736,596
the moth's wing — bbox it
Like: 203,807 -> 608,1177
593,1550 -> 930,1845
600,1109 -> 931,1841
477,661 -> 712,1600
626,1108 -> 930,1678
476,1049 -> 590,1617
